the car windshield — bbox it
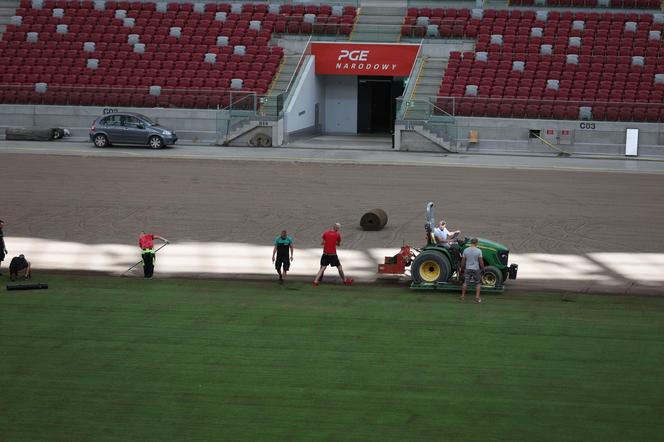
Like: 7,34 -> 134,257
136,115 -> 156,125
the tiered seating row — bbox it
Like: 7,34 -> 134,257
402,8 -> 664,38
0,85 -> 260,109
12,0 -> 359,36
0,1 -> 357,109
10,7 -> 274,46
404,8 -> 664,122
434,97 -> 664,122
0,42 -> 281,87
512,0 -> 660,7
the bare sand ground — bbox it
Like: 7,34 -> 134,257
1,153 -> 663,293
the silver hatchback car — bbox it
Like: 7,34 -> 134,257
89,112 -> 177,149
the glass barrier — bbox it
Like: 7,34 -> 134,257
428,96 -> 664,122
398,95 -> 664,124
0,83 -> 282,116
425,116 -> 458,147
397,96 -> 458,147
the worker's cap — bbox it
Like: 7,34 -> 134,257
334,222 -> 341,229
470,238 -> 478,244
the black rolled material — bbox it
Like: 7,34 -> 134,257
360,208 -> 388,231
6,283 -> 49,291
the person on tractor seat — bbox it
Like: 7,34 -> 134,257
433,220 -> 461,247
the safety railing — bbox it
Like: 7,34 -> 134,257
0,83 -> 282,114
216,91 -> 285,142
396,96 -> 458,147
407,0 -> 660,10
282,35 -> 311,101
428,96 -> 664,122
396,94 -> 664,151
396,43 -> 425,120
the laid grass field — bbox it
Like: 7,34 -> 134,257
1,274 -> 663,441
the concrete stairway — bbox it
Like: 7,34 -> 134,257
222,47 -> 304,144
0,0 -> 19,37
350,5 -> 406,43
259,50 -> 302,117
404,58 -> 447,120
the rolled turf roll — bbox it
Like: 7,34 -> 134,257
360,208 -> 388,231
6,283 -> 49,291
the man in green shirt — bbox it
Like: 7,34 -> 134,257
272,230 -> 294,284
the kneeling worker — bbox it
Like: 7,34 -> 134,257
139,231 -> 169,278
9,254 -> 31,281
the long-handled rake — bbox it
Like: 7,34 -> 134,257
121,242 -> 170,276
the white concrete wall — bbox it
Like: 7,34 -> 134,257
323,75 -> 358,134
397,117 -> 664,156
285,56 -> 324,134
0,105 -> 220,143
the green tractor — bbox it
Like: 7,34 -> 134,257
379,203 -> 518,292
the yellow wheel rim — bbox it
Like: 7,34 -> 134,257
482,272 -> 497,286
420,260 -> 441,282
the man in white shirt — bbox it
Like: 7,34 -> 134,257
433,220 -> 461,247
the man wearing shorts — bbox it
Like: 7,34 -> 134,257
460,238 -> 485,303
313,223 -> 353,286
272,230 -> 294,284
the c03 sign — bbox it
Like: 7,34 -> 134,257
579,122 -> 596,129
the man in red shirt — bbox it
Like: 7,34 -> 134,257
313,223 -> 353,286
138,231 -> 168,278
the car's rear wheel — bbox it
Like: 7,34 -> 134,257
481,266 -> 504,288
93,133 -> 108,148
411,251 -> 451,284
148,135 -> 164,149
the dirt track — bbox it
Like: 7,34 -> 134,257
1,153 -> 662,256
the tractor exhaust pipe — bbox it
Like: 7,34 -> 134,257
426,202 -> 435,231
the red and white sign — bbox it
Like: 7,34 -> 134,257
311,42 -> 420,77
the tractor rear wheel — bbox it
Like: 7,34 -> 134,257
411,251 -> 451,284
481,266 -> 504,288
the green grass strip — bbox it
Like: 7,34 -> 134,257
1,274 -> 663,441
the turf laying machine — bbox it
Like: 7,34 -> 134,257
378,202 -> 518,292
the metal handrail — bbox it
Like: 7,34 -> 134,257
399,95 -> 664,123
395,39 -> 424,120
283,34 -> 312,101
428,96 -> 664,108
407,40 -> 425,101
427,99 -> 454,119
225,91 -> 257,112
